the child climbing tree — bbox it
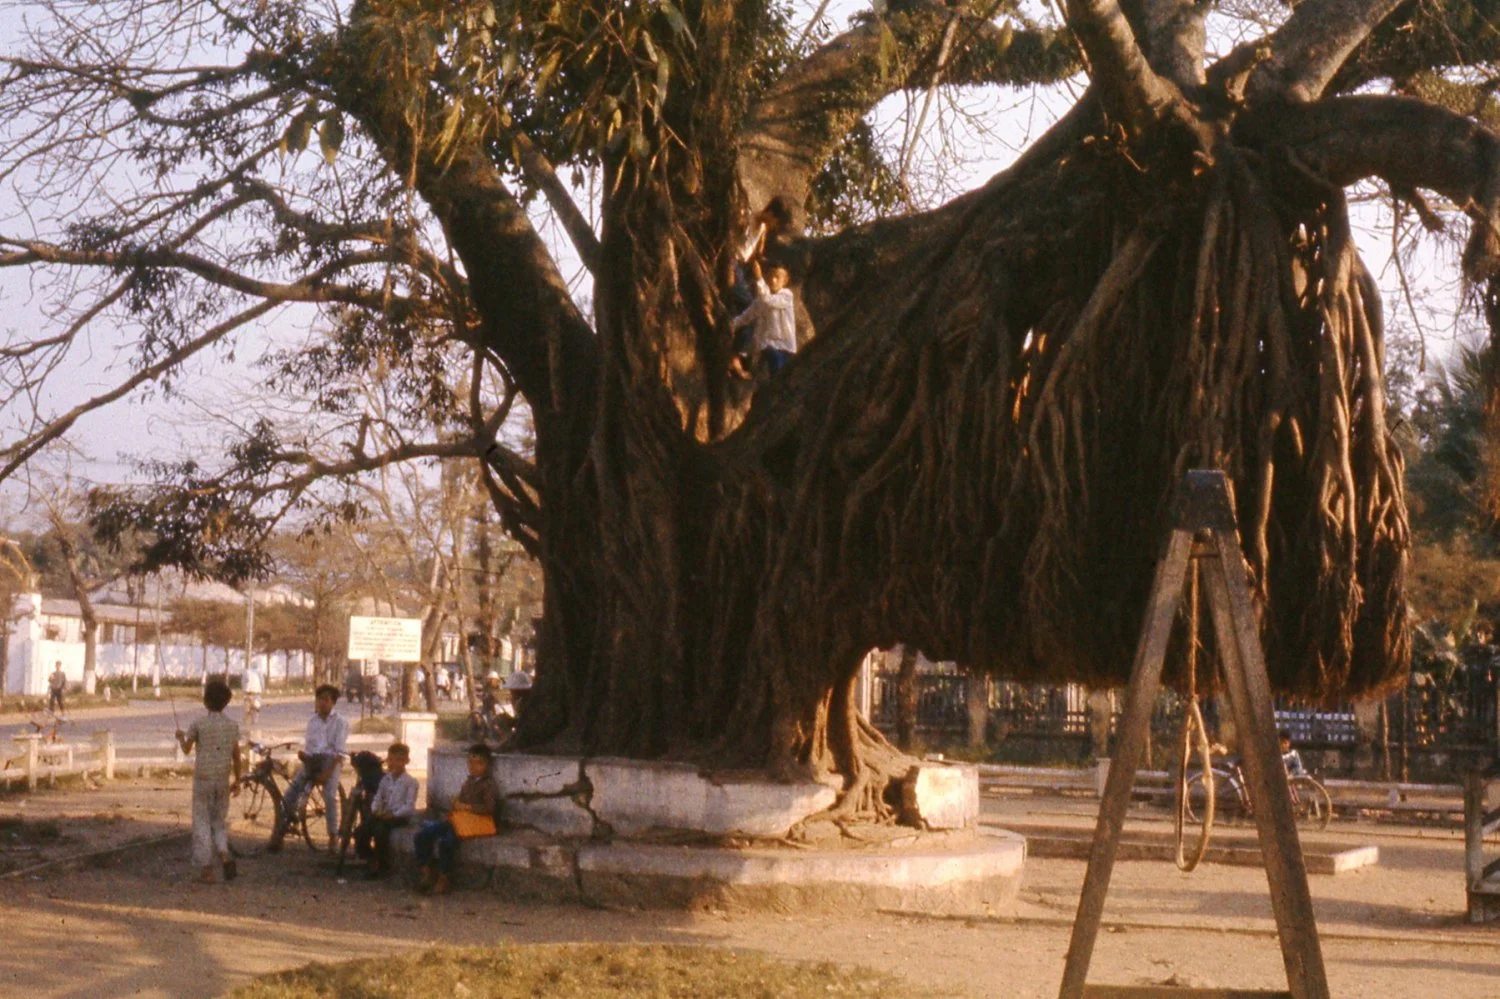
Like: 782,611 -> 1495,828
3,0 -> 1497,816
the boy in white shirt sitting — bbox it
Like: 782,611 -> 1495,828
269,684 -> 349,853
356,742 -> 420,879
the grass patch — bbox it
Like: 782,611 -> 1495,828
224,944 -> 958,999
436,715 -> 474,743
353,716 -> 396,736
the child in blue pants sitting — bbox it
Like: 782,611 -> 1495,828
414,743 -> 498,894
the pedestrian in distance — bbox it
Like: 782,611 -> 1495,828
47,662 -> 67,715
242,661 -> 265,726
176,678 -> 243,884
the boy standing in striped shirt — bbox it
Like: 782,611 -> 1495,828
177,678 -> 243,884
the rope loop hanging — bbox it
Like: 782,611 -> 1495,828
1174,553 -> 1215,871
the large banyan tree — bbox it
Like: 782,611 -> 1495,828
3,0 -> 1500,806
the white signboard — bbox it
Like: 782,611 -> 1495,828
347,616 -> 423,662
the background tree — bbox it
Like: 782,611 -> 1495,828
269,532 -> 361,685
6,0 -> 1500,814
165,599 -> 244,678
40,483 -> 118,694
0,532 -> 36,708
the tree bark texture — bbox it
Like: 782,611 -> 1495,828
326,0 -> 1500,809
896,648 -> 919,752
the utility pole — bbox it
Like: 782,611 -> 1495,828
152,580 -> 163,696
244,585 -> 256,684
131,575 -> 142,692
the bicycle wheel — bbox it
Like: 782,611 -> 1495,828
1182,770 -> 1215,825
235,777 -> 267,823
336,787 -> 366,874
299,782 -> 349,852
1289,775 -> 1332,831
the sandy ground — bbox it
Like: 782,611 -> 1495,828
1,781 -> 1499,998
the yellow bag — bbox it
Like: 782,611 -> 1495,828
450,808 -> 497,839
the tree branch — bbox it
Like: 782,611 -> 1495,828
1120,0 -> 1207,86
0,298 -> 280,482
736,0 -> 1075,220
1063,0 -> 1182,137
1220,0 -> 1408,104
327,5 -> 598,424
511,131 -> 601,275
1240,95 -> 1500,278
0,239 -> 430,314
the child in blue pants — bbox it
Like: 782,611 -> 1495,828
414,743 -> 497,894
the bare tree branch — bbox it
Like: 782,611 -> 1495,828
511,131 -> 600,275
736,0 -> 1075,220
0,239 -> 427,313
0,298 -> 280,482
1221,0 -> 1409,103
1242,95 -> 1500,278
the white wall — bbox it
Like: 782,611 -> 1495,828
6,623 -> 309,694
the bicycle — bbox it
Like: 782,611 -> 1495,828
467,700 -> 515,743
1183,756 -> 1333,831
232,741 -> 349,851
335,750 -> 386,874
27,710 -> 66,743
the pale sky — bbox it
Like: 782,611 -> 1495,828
0,0 -> 1481,514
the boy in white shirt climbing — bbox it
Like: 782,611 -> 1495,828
729,260 -> 797,380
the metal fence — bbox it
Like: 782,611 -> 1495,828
990,682 -> 1090,737
870,672 -> 969,736
869,663 -> 1500,764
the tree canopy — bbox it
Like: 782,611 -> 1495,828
5,0 -> 1500,806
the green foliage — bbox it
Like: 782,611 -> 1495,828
806,121 -> 909,234
165,599 -> 243,649
1398,341 -> 1500,648
1404,344 -> 1494,546
8,528 -> 134,599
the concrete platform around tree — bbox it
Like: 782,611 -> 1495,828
428,748 -> 981,840
403,750 -> 1014,912
390,825 -> 1027,913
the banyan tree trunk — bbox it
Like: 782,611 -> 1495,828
319,0 -> 1500,819
896,648 -> 919,752
514,106 -> 1427,817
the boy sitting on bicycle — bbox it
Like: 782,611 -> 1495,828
355,742 -> 419,879
1280,729 -> 1307,776
269,684 -> 348,853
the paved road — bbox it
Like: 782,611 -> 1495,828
2,693 -> 470,745
3,699 -> 322,744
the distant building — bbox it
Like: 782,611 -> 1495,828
3,570 -> 312,695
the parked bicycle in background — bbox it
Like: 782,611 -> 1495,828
1183,730 -> 1333,831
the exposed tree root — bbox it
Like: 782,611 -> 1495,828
522,112 -> 1414,821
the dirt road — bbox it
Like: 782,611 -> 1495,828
1,782 -> 1497,998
